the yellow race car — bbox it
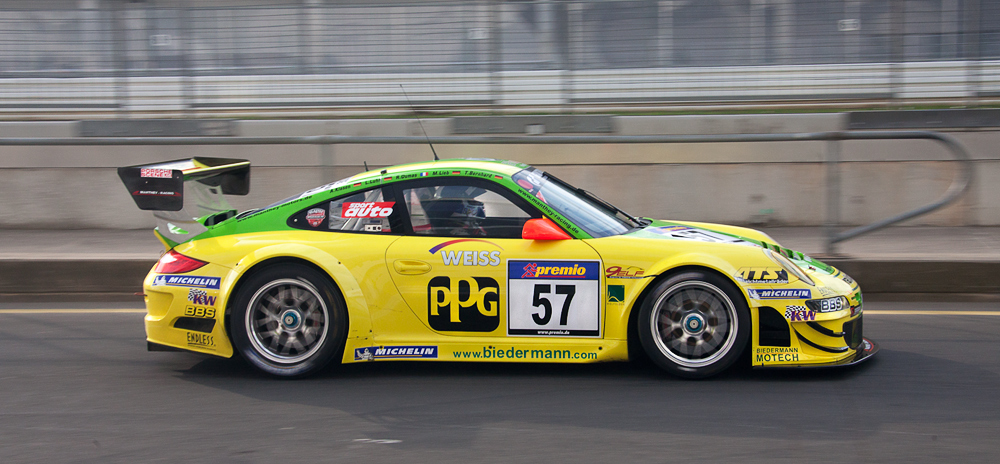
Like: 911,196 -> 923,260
119,157 -> 877,379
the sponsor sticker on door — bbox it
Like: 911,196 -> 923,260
507,260 -> 601,337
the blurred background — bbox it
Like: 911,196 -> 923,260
0,0 -> 996,232
0,0 -> 997,115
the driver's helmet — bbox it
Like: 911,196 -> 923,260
424,198 -> 486,236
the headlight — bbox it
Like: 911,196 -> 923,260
763,248 -> 815,286
806,296 -> 848,313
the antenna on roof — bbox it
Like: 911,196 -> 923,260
364,161 -> 369,171
400,85 -> 439,161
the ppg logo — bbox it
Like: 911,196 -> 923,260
427,276 -> 500,332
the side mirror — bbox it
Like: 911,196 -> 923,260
522,218 -> 572,240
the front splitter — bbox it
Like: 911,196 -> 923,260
756,337 -> 879,369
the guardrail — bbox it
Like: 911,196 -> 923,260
0,130 -> 973,254
4,62 -> 998,114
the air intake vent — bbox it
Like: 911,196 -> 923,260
843,316 -> 863,350
174,317 -> 216,333
757,306 -> 791,347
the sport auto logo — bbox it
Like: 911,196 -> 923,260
427,276 -> 499,332
342,202 -> 394,218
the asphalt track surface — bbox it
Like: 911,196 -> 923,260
2,302 -> 999,464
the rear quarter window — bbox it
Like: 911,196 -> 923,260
288,188 -> 400,234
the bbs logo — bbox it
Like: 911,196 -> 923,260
427,276 -> 500,332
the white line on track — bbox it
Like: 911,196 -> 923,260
0,309 -> 998,316
864,310 -> 1000,316
0,309 -> 146,314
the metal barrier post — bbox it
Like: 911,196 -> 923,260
489,1 -> 502,113
824,138 -> 842,255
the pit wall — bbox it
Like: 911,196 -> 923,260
0,114 -> 996,229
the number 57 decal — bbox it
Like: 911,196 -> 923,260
532,284 -> 576,325
508,260 -> 601,337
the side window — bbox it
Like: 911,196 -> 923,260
328,189 -> 394,233
288,187 -> 397,234
401,182 -> 532,238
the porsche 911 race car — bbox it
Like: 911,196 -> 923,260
119,157 -> 877,378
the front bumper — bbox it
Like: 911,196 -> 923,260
756,337 -> 878,369
749,266 -> 872,368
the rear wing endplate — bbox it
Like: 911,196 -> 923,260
118,157 -> 250,211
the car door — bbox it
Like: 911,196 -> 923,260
383,176 -> 604,343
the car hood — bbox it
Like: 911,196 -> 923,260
630,219 -> 836,274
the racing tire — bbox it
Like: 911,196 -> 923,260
230,264 -> 347,378
637,270 -> 750,379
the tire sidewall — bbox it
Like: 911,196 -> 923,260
637,270 -> 750,379
230,264 -> 347,378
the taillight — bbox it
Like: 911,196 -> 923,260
154,250 -> 207,274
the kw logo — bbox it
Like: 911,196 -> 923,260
785,307 -> 817,321
187,288 -> 217,306
427,276 -> 500,332
736,267 -> 789,284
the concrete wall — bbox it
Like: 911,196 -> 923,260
0,114 -> 996,230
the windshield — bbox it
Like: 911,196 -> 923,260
511,167 -> 641,238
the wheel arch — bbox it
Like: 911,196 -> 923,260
220,244 -> 373,344
625,261 -> 748,363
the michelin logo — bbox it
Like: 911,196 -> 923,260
152,275 -> 221,290
747,288 -> 811,300
354,346 -> 438,361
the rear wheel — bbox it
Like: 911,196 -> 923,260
637,270 -> 749,379
230,264 -> 346,378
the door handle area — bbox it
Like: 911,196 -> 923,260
393,260 -> 432,275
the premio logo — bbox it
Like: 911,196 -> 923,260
520,262 -> 596,279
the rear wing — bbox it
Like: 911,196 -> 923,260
118,157 -> 250,246
118,157 -> 250,211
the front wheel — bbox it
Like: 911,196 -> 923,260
637,270 -> 750,379
230,264 -> 347,378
